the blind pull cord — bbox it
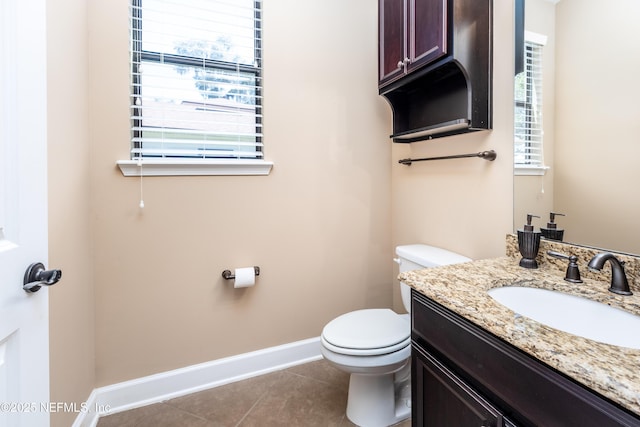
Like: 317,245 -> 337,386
138,158 -> 145,208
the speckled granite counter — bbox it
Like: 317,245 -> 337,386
398,238 -> 640,416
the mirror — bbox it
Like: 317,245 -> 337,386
513,0 -> 640,255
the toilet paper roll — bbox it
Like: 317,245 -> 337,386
233,267 -> 256,288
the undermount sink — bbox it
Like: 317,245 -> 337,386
488,286 -> 640,349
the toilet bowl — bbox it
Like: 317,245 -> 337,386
320,244 -> 471,427
321,309 -> 411,426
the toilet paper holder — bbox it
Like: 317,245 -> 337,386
222,266 -> 260,280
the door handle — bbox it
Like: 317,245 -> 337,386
23,262 -> 62,293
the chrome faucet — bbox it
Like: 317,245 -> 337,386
587,253 -> 633,295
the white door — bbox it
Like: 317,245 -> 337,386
0,0 -> 51,426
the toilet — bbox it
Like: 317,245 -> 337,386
320,244 -> 471,426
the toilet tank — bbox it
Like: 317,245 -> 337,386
395,244 -> 471,313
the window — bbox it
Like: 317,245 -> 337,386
119,0 -> 271,176
514,33 -> 546,175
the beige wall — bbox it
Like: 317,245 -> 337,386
47,0 -> 95,426
87,0 -> 392,386
48,0 -> 517,422
390,0 -> 515,310
554,0 -> 640,253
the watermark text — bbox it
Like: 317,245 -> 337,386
0,401 -> 111,414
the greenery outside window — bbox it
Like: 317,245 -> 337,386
118,0 -> 272,176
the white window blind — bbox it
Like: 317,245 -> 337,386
514,39 -> 544,168
129,0 -> 263,161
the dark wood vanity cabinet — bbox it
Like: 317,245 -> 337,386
411,290 -> 640,426
378,0 -> 447,88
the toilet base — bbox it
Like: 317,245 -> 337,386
346,367 -> 411,427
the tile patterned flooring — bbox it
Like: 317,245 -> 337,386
96,359 -> 412,427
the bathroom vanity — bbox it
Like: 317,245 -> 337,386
401,238 -> 640,426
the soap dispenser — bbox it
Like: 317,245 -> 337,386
517,214 -> 542,269
540,212 -> 565,241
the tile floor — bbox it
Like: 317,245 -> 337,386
96,359 -> 412,427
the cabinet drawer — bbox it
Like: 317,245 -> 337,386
411,290 -> 640,426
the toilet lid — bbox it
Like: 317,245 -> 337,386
322,309 -> 410,351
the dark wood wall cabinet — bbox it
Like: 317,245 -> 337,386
411,290 -> 640,426
379,0 -> 492,142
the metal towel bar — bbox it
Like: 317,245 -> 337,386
398,150 -> 497,166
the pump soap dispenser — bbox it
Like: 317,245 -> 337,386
518,214 -> 542,269
540,212 -> 565,241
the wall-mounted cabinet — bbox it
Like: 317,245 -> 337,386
378,0 -> 492,142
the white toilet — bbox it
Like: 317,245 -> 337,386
320,244 -> 471,427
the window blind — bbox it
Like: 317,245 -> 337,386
130,0 -> 263,160
514,41 -> 543,167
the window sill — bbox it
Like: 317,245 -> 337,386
117,159 -> 273,176
515,165 -> 549,176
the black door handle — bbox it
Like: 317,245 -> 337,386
23,262 -> 62,293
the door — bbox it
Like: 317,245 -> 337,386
379,0 -> 407,87
412,347 -> 505,426
407,0 -> 447,73
379,0 -> 448,88
0,0 -> 50,426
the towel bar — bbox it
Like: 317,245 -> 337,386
399,150 -> 497,166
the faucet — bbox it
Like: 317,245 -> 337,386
587,253 -> 633,295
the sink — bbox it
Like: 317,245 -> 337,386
488,286 -> 640,349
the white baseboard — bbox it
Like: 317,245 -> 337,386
73,337 -> 322,427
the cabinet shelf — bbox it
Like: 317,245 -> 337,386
390,118 -> 469,142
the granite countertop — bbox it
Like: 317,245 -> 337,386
399,256 -> 640,416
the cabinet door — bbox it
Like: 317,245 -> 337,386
408,0 -> 447,72
413,347 -> 507,427
379,0 -> 406,86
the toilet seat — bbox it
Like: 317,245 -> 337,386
321,309 -> 410,356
